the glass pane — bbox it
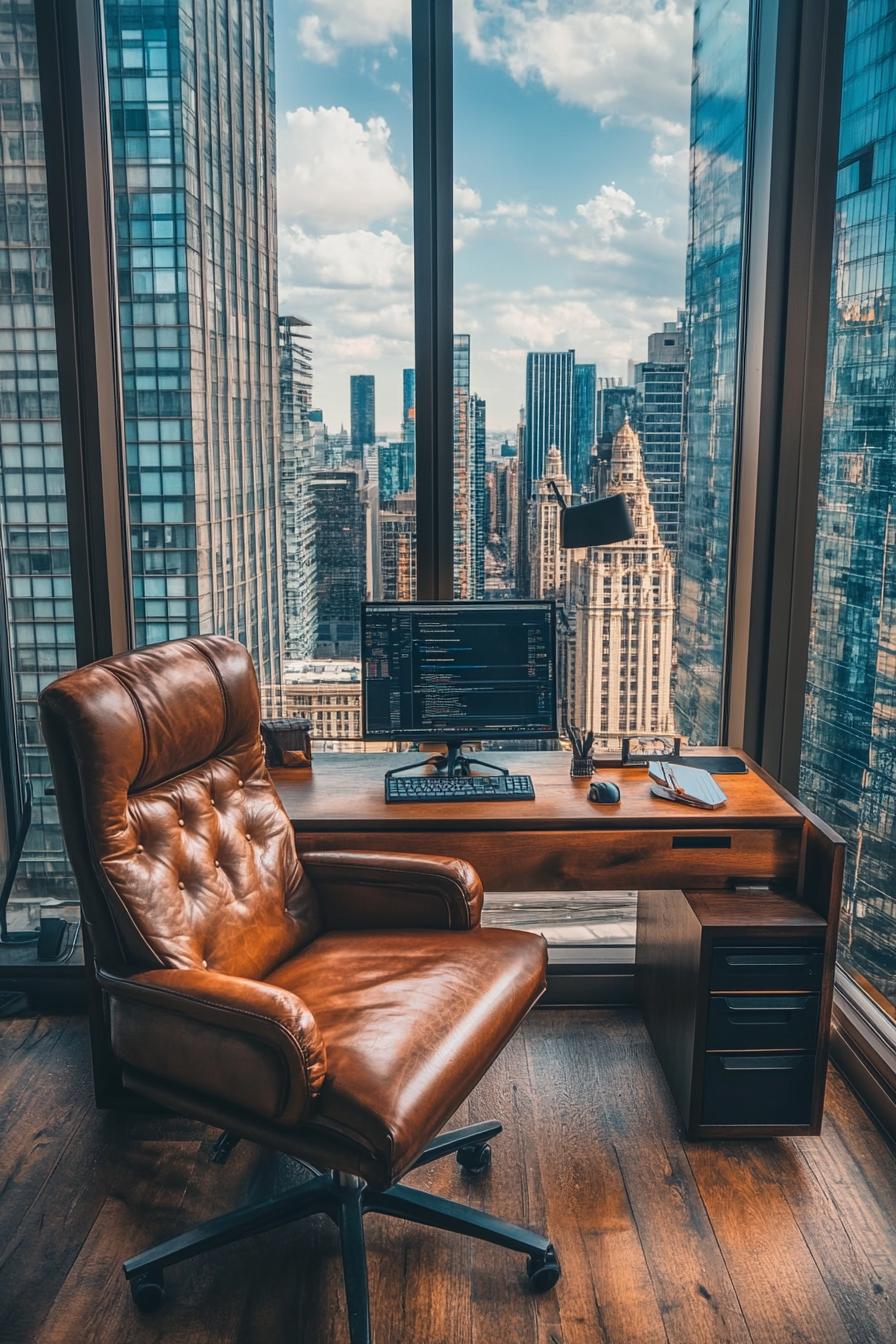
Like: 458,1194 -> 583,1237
675,0 -> 752,743
103,0 -> 414,751
800,0 -> 896,1005
453,0 -> 750,752
0,0 -> 82,967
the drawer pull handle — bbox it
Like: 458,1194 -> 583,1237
725,954 -> 812,967
720,1055 -> 804,1071
671,835 -> 732,849
726,1011 -> 790,1026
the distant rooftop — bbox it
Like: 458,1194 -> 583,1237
284,660 -> 361,684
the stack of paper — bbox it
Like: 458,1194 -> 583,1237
648,761 -> 727,810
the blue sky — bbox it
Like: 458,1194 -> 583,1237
274,1 -> 694,435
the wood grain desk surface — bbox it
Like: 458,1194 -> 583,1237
273,748 -> 802,834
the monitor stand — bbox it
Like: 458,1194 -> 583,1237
386,737 -> 509,780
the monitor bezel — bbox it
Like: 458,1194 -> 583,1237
360,599 -> 559,742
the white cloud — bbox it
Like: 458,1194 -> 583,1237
294,0 -> 410,61
493,201 -> 529,219
454,178 -> 482,212
577,184 -> 643,241
278,105 -> 411,231
455,0 -> 692,140
279,224 -> 412,290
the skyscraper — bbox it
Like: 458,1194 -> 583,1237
800,0 -> 896,996
380,493 -> 417,601
0,0 -> 72,894
572,364 -> 597,496
570,419 -> 675,745
279,316 -> 317,659
104,4 -> 284,704
521,351 -> 575,591
453,334 -> 471,598
675,0 -> 752,744
633,321 -> 686,556
402,367 -> 415,452
379,440 -> 413,504
469,393 -> 487,599
530,446 -> 573,604
350,374 -> 375,456
596,380 -> 637,447
524,351 -> 576,493
309,468 -> 367,658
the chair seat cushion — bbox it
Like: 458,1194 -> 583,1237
265,926 -> 546,1183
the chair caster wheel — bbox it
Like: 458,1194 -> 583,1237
456,1142 -> 491,1175
130,1268 -> 165,1312
527,1245 -> 561,1294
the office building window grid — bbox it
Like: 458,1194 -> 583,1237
674,0 -> 752,747
0,0 -> 74,893
800,0 -> 896,1001
104,0 -> 283,704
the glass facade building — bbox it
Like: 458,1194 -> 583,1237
279,314 -> 316,660
104,0 -> 283,705
572,363 -> 597,497
350,374 -> 375,457
675,0 -> 752,745
633,355 -> 686,558
800,0 -> 896,1002
453,333 -> 471,598
470,392 -> 486,600
0,0 -> 74,902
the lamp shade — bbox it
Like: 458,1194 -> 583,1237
560,491 -> 634,550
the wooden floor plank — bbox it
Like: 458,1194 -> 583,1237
5,1010 -> 896,1344
685,1139 -> 852,1344
760,1135 -> 896,1344
614,1135 -> 753,1344
524,1014 -> 668,1344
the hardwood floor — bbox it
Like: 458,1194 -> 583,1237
2,1008 -> 896,1344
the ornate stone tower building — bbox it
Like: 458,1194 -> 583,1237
530,446 -> 574,602
570,418 -> 675,745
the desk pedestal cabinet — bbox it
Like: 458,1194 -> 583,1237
638,890 -> 830,1137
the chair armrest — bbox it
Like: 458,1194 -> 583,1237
98,966 -> 327,1127
299,851 -> 484,931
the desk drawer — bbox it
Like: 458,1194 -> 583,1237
707,994 -> 820,1051
710,942 -> 825,992
293,828 -> 803,891
702,1052 -> 815,1126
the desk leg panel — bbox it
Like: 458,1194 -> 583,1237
636,890 -> 705,1132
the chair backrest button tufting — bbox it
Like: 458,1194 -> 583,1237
202,960 -> 207,968
178,818 -> 185,827
136,845 -> 143,852
238,779 -> 244,787
214,860 -> 220,867
245,833 -> 251,841
178,881 -> 185,890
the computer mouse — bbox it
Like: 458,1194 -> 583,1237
588,779 -> 621,805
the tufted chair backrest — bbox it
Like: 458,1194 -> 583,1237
39,637 -> 320,978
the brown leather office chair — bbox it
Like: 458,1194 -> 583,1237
39,636 -> 559,1343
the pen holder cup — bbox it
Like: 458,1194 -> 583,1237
570,755 -> 594,778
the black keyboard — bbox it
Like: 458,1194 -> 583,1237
385,773 -> 536,803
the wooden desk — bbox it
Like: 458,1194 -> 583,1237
275,750 -> 844,1139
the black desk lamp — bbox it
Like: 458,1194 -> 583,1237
548,481 -> 635,549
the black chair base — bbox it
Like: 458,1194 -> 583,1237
123,1121 -> 561,1344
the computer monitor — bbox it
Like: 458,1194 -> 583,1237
362,600 -> 557,774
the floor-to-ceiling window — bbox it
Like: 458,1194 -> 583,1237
0,0 -> 81,964
801,0 -> 896,1008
